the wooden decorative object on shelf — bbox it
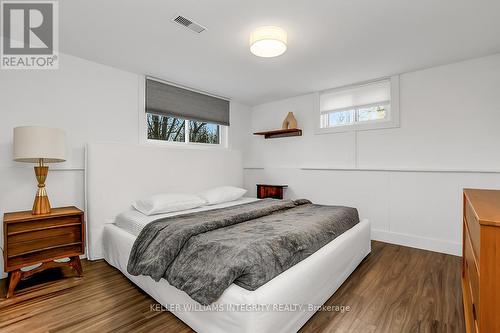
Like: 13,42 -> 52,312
282,112 -> 298,129
253,128 -> 302,139
254,111 -> 301,139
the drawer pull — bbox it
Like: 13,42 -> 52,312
472,303 -> 477,320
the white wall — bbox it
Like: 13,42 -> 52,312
244,53 -> 500,256
1,50 -> 498,277
0,53 -> 251,277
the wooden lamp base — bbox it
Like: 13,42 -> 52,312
33,165 -> 51,215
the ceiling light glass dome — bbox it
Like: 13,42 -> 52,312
250,26 -> 287,58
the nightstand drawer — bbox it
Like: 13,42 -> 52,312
7,225 -> 82,257
6,215 -> 82,235
7,244 -> 83,269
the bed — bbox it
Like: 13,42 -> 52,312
85,143 -> 371,333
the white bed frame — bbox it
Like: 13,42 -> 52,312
85,143 -> 371,333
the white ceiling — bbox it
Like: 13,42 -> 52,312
60,0 -> 500,106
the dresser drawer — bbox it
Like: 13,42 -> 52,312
7,225 -> 82,257
463,275 -> 479,333
464,229 -> 480,324
465,198 -> 481,261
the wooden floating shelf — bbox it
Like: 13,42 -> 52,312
253,128 -> 302,139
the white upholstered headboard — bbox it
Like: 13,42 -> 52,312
85,143 -> 243,260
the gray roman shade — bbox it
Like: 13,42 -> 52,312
146,78 -> 230,126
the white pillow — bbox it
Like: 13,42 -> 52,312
197,186 -> 247,205
132,193 -> 206,216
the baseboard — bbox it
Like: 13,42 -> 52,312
371,229 -> 461,256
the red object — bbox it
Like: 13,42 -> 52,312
256,184 -> 288,199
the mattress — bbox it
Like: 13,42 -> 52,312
114,197 -> 260,236
103,219 -> 371,333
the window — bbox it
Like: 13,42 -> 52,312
147,114 -> 222,145
317,77 -> 399,133
144,77 -> 229,146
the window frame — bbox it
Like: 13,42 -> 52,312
314,76 -> 400,134
139,76 -> 229,149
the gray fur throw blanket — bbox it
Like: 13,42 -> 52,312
127,198 -> 359,305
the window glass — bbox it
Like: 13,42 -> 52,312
147,113 -> 222,145
189,120 -> 220,144
147,114 -> 185,142
328,110 -> 355,126
357,105 -> 388,122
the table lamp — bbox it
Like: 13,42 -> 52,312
13,126 -> 66,215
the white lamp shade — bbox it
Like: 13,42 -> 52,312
250,26 -> 287,58
13,126 -> 66,163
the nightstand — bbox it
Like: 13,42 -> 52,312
256,184 -> 288,200
3,206 -> 85,298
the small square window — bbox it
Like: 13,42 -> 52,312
317,77 -> 399,133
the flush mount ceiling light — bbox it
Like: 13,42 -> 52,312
250,26 -> 287,58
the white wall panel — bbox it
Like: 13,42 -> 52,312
358,55 -> 500,169
244,54 -> 500,256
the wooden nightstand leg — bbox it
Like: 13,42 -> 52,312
70,256 -> 83,277
6,270 -> 22,298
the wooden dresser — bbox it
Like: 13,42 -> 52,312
462,189 -> 500,333
3,206 -> 85,298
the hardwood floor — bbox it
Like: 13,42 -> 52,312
300,242 -> 464,333
0,241 -> 464,333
